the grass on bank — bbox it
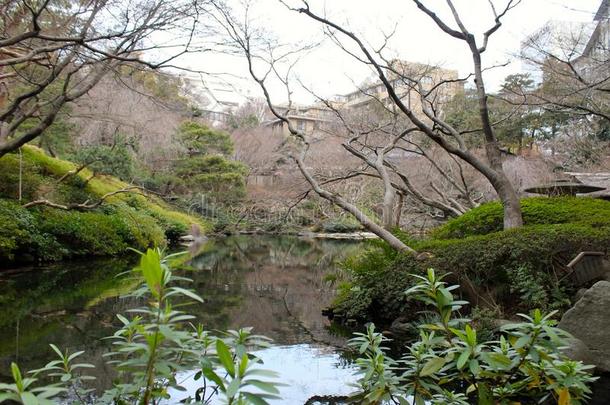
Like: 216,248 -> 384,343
0,146 -> 209,265
333,197 -> 610,325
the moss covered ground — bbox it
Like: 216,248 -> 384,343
0,146 -> 209,266
333,197 -> 610,325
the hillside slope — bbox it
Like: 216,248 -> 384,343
0,146 -> 208,266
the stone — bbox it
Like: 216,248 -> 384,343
602,259 -> 610,281
389,318 -> 416,339
559,280 -> 610,372
559,337 -> 595,371
491,318 -> 513,330
573,288 -> 588,303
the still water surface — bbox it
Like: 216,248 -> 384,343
0,235 -> 362,403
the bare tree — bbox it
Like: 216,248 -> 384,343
211,0 -> 526,250
520,18 -> 610,125
316,94 -> 482,223
289,0 -> 524,229
0,0 -> 211,158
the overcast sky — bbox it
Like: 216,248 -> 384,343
180,0 -> 602,103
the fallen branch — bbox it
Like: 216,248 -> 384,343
56,159 -> 102,183
23,186 -> 146,210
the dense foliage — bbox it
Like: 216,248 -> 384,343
432,197 -> 610,239
175,155 -> 248,204
0,147 -> 206,265
0,249 -> 281,404
177,121 -> 235,156
1,252 -> 595,404
175,122 -> 247,203
71,143 -> 136,181
350,270 -> 596,404
334,197 -> 610,324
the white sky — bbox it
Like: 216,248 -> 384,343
179,0 -> 602,104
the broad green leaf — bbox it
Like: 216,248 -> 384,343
457,350 -> 470,370
0,394 -> 16,403
71,363 -> 95,369
20,392 -> 38,405
244,380 -> 280,394
420,357 -> 445,376
469,359 -> 481,375
201,367 -> 225,391
170,287 -> 204,303
11,363 -> 23,390
244,369 -> 279,378
514,334 -> 530,349
48,345 -> 63,359
116,314 -> 130,325
242,392 -> 271,405
67,351 -> 85,362
139,249 -> 164,298
488,353 -> 512,369
239,353 -> 249,377
216,340 -> 235,377
225,377 -> 241,398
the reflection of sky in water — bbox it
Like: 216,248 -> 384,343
0,236 -> 364,402
168,344 -> 359,404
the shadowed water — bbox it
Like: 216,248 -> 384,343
0,235 -> 362,403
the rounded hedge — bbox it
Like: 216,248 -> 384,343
335,197 -> 610,325
432,197 -> 610,239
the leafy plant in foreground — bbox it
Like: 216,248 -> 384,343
349,269 -> 597,405
0,248 -> 280,405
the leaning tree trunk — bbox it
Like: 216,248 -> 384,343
295,154 -> 416,253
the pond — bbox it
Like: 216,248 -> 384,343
0,235 -> 362,404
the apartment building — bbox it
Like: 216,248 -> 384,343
264,103 -> 338,138
265,60 -> 462,137
575,0 -> 609,80
343,60 -> 461,113
183,75 -> 252,127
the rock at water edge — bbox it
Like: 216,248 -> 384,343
559,280 -> 610,372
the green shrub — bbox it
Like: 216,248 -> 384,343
337,222 -> 610,323
70,143 -> 135,180
349,270 -> 597,404
0,198 -> 171,266
0,200 -> 61,263
432,197 -> 610,239
0,153 -> 46,201
320,217 -> 363,233
107,204 -> 167,249
144,207 -> 188,244
35,208 -> 131,257
0,200 -> 33,260
53,176 -> 90,203
334,242 -> 425,322
0,146 -> 208,265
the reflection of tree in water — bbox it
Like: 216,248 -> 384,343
187,236 -> 360,345
0,257 -> 138,388
0,236 -> 362,391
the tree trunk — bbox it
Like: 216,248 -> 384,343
394,193 -> 404,227
295,154 -> 416,253
491,172 -> 523,229
377,154 -> 396,230
470,43 -> 523,230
